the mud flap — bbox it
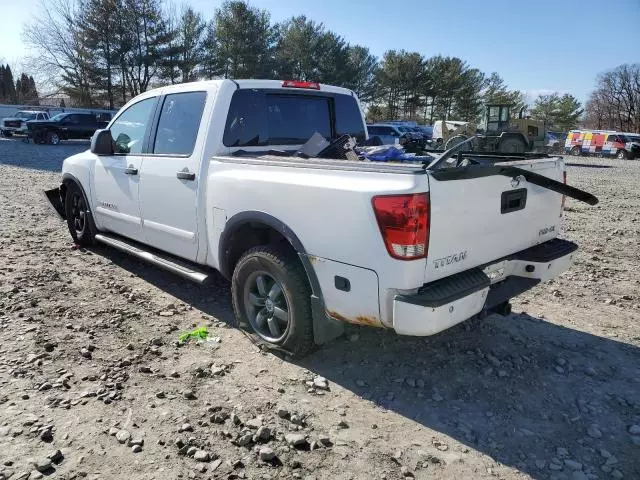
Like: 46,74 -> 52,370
43,187 -> 66,220
311,294 -> 344,345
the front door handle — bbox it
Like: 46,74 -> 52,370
176,170 -> 196,181
124,165 -> 138,175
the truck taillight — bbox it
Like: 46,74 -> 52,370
561,171 -> 567,212
372,193 -> 429,260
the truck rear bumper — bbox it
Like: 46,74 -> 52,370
392,238 -> 577,336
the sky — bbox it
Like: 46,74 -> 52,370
1,0 -> 639,104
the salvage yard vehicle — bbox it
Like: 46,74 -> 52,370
1,110 -> 49,136
44,79 -> 598,357
565,129 -> 640,159
27,112 -> 109,145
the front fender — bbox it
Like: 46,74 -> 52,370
60,151 -> 99,227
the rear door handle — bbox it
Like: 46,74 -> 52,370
124,165 -> 138,175
176,171 -> 196,181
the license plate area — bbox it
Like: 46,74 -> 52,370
501,188 -> 527,214
483,260 -> 507,284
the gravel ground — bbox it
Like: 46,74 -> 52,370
1,137 -> 639,480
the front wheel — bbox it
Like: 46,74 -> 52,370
617,149 -> 628,159
47,131 -> 60,145
64,182 -> 96,246
231,246 -> 314,357
570,146 -> 581,156
499,137 -> 526,154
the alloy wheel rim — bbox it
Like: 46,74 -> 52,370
244,271 -> 290,343
71,193 -> 86,235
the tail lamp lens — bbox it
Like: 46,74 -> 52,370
372,193 -> 429,260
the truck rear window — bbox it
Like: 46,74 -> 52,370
223,89 -> 365,147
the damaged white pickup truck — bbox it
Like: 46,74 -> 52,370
44,79 -> 598,357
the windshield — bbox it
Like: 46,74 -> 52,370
623,135 -> 640,143
398,126 -> 409,132
15,112 -> 37,120
49,113 -> 68,122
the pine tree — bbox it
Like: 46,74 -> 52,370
4,65 -> 17,103
206,0 -> 276,79
178,7 -> 206,82
81,0 -> 120,108
0,65 -> 6,103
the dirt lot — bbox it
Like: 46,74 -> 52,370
1,137 -> 639,480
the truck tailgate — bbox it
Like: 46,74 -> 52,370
425,158 -> 566,281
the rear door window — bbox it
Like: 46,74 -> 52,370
153,91 -> 207,155
223,89 -> 365,147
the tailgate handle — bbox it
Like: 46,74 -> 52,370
501,188 -> 527,214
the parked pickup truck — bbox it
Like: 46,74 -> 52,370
1,110 -> 50,136
27,112 -> 109,145
43,79 -> 598,357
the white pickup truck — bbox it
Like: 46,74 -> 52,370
1,110 -> 50,136
44,79 -> 598,357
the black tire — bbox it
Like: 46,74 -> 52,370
231,245 -> 313,357
47,131 -> 60,145
64,182 -> 96,246
570,146 -> 581,156
499,137 -> 526,154
3,131 -> 13,137
444,134 -> 468,150
617,149 -> 627,160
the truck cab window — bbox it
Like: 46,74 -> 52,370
223,89 -> 364,147
110,97 -> 157,154
153,91 -> 207,155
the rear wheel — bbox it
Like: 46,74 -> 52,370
47,131 -> 60,145
64,182 -> 96,246
499,137 -> 526,154
444,134 -> 469,150
231,245 -> 313,357
3,130 -> 12,137
570,146 -> 581,156
617,149 -> 628,159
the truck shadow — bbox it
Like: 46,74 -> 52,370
565,162 -> 614,169
300,316 -> 640,479
92,246 -> 639,479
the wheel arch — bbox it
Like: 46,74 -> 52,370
218,211 -> 307,279
61,173 -> 93,219
218,211 -> 344,345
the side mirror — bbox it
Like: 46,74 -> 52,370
91,129 -> 114,155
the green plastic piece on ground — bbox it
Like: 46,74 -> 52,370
178,327 -> 209,343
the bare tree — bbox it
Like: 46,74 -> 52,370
585,64 -> 640,132
23,0 -> 94,106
